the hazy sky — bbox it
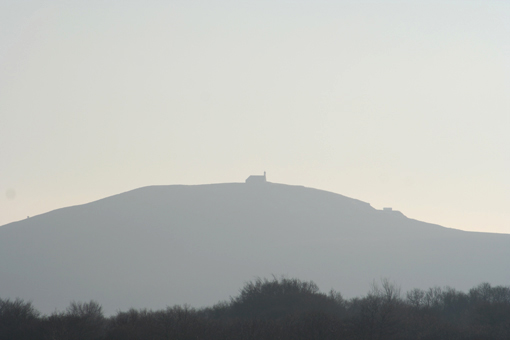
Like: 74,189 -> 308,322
1,0 -> 509,233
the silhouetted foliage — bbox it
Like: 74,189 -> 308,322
38,300 -> 105,340
0,298 -> 39,340
224,277 -> 345,320
3,279 -> 510,340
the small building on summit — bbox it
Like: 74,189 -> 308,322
246,172 -> 267,184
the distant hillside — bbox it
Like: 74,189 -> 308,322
1,182 -> 509,315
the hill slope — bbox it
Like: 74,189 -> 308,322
1,182 -> 508,314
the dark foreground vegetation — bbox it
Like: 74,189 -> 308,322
2,277 -> 510,340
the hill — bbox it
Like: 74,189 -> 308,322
1,182 -> 509,314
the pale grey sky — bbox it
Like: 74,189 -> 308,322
1,0 -> 509,233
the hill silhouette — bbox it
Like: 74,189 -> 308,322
1,182 -> 509,314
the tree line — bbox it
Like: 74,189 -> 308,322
2,277 -> 510,339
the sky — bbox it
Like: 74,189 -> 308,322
1,0 -> 509,233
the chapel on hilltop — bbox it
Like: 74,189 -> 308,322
246,172 -> 267,184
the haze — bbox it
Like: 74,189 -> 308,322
1,0 -> 509,233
